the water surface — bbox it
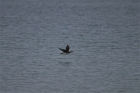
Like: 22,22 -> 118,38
0,0 -> 139,93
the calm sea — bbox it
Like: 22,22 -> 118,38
0,0 -> 139,93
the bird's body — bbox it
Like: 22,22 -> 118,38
59,45 -> 73,54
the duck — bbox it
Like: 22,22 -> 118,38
59,45 -> 73,54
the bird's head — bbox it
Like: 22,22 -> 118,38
69,51 -> 73,53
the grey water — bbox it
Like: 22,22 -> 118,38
0,0 -> 139,93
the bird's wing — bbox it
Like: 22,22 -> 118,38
59,48 -> 66,52
66,45 -> 70,51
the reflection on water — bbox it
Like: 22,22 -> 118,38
0,0 -> 139,93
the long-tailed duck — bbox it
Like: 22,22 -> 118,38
59,45 -> 73,54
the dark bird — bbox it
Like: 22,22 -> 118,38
59,45 -> 73,54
